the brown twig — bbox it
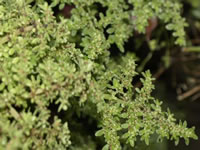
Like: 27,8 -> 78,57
178,85 -> 200,101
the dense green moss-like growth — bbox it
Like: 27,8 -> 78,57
0,0 -> 197,149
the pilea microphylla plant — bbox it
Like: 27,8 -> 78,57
0,0 -> 198,150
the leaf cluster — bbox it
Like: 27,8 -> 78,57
0,0 -> 197,149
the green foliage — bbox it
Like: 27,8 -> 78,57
0,0 -> 197,149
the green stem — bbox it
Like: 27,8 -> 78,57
183,46 -> 200,52
137,52 -> 153,72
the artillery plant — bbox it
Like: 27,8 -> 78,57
0,0 -> 197,149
